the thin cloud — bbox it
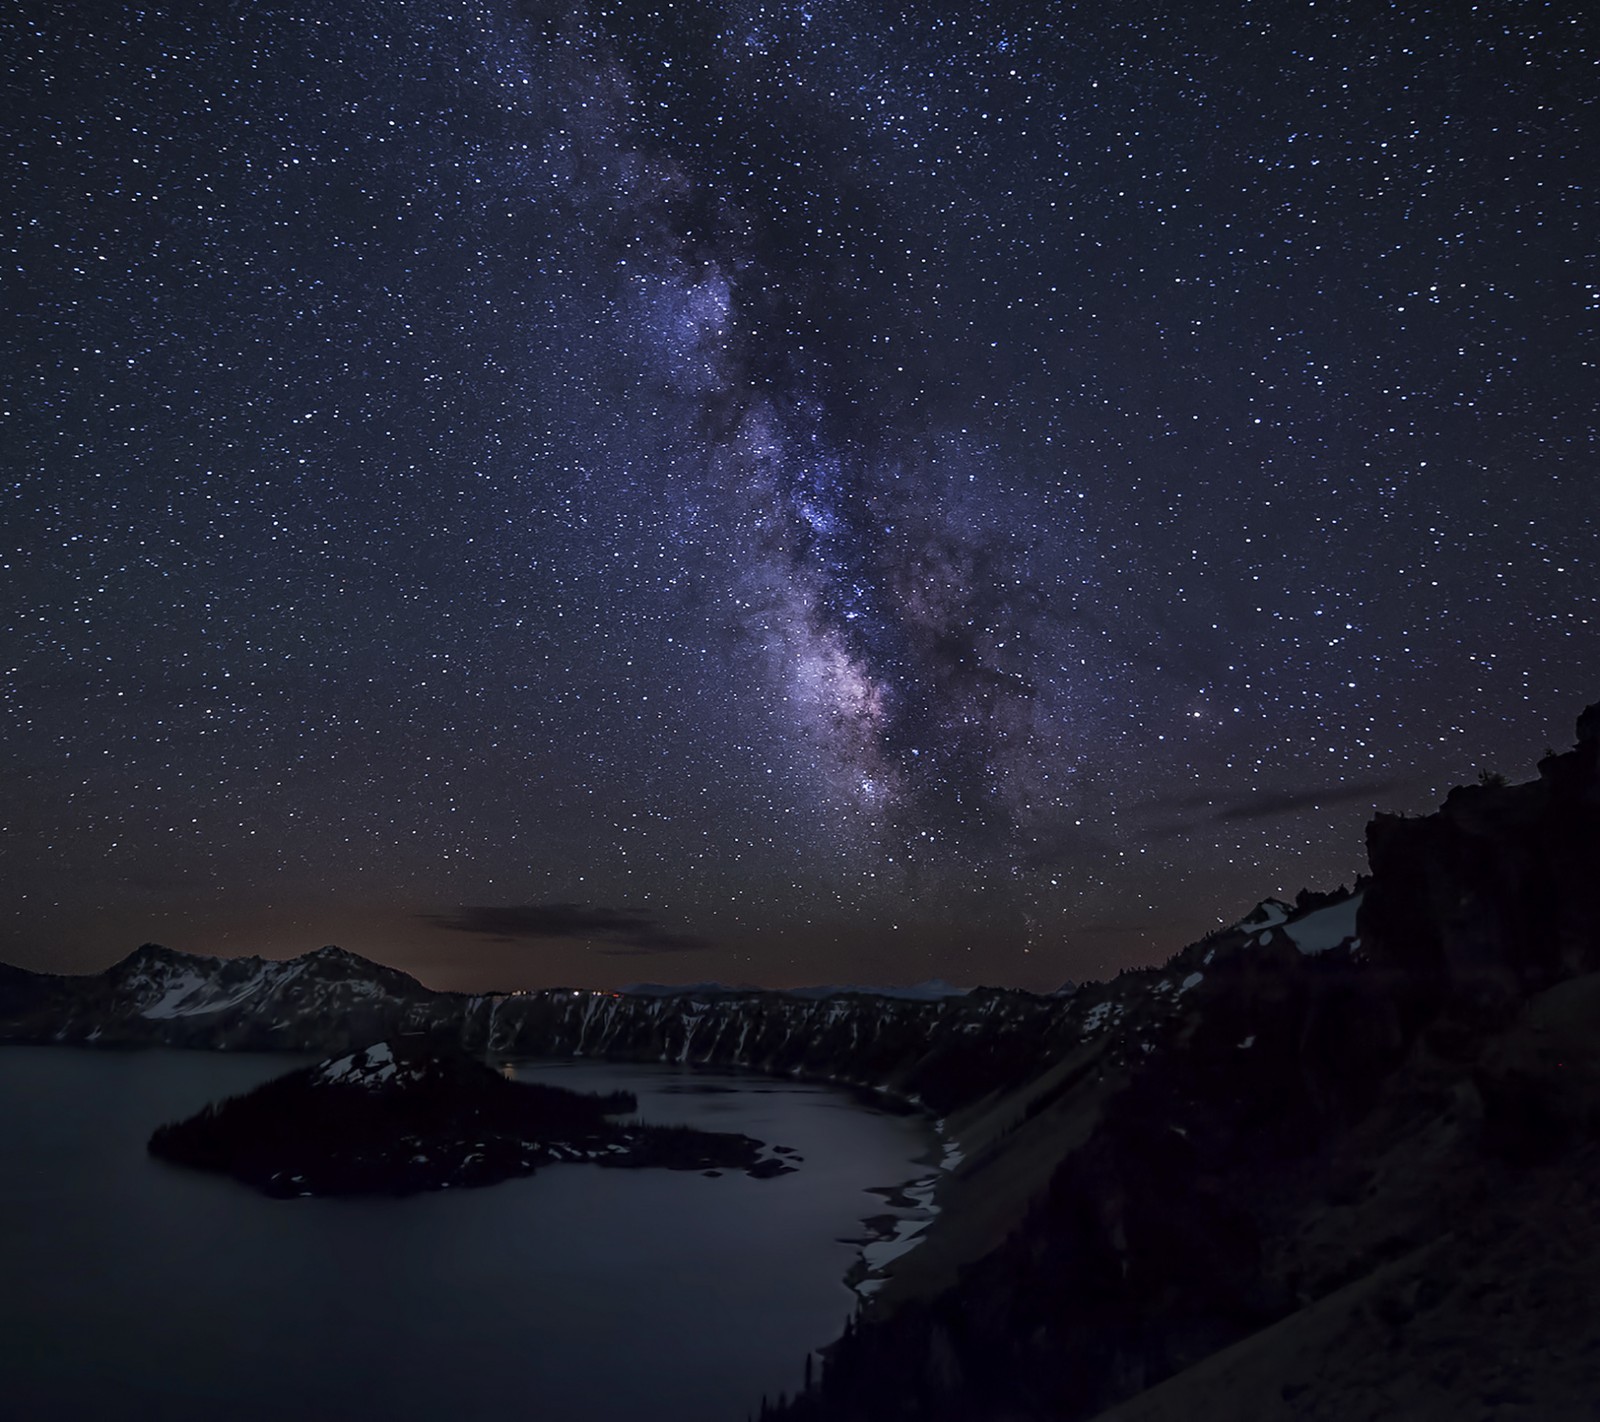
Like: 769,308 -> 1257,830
1140,776 -> 1410,842
1211,776 -> 1408,822
421,902 -> 711,955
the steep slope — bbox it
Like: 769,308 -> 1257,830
470,984 -> 1072,1112
770,702 -> 1600,1421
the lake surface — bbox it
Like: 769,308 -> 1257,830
0,1047 -> 934,1421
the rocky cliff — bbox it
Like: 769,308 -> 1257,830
768,703 -> 1600,1422
0,937 -> 1089,1116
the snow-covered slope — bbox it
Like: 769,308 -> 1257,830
5,943 -> 443,1054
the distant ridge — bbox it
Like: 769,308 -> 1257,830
781,980 -> 970,1001
617,979 -> 971,1000
617,981 -> 754,998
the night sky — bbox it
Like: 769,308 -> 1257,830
4,0 -> 1596,992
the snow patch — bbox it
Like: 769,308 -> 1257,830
852,1120 -> 968,1298
860,1216 -> 931,1271
138,969 -> 208,1018
1284,893 -> 1363,956
1082,1001 -> 1123,1034
314,1042 -> 398,1088
1239,899 -> 1291,932
136,961 -> 279,1019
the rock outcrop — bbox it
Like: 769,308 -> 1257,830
1362,706 -> 1600,1014
769,702 -> 1600,1421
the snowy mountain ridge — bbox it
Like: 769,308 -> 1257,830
0,886 -> 1364,1118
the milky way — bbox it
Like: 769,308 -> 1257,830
3,1 -> 1596,989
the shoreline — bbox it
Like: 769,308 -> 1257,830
845,1116 -> 963,1300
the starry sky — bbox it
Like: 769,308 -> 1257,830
3,0 -> 1596,992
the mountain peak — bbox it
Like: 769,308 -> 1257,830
115,942 -> 222,971
1236,898 -> 1292,931
305,944 -> 364,963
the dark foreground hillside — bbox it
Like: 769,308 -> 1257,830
769,704 -> 1600,1422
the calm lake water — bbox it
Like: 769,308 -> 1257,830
0,1047 -> 933,1421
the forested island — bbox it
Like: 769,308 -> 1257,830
149,1040 -> 791,1197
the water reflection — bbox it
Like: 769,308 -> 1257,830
0,1048 -> 931,1422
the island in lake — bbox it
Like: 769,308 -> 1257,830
149,1041 -> 797,1197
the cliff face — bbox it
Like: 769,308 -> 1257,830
767,919 -> 1393,1421
0,940 -> 1087,1117
472,986 -> 1083,1112
771,703 -> 1600,1422
1362,706 -> 1600,1007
